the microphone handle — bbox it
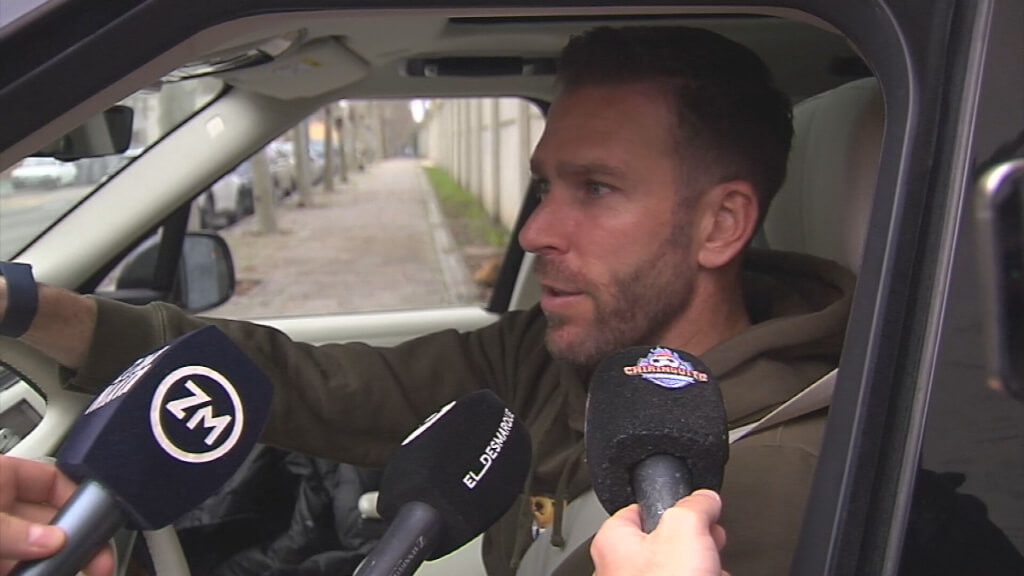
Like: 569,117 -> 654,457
353,501 -> 443,576
11,480 -> 127,576
632,454 -> 693,533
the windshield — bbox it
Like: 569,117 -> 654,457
0,78 -> 222,259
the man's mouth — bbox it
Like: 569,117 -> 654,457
540,284 -> 585,311
545,286 -> 577,297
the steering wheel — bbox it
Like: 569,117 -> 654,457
1,338 -> 192,576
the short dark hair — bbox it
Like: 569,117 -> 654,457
557,26 -> 794,218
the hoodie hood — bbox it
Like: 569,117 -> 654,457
563,248 -> 855,432
510,248 -> 856,572
705,248 -> 855,426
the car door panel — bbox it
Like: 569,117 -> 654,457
250,306 -> 500,348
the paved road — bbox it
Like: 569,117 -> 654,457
204,158 -> 478,319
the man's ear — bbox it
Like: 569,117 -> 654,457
695,180 -> 759,270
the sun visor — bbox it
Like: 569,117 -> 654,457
219,37 -> 368,99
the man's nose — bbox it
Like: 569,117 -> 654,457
518,192 -> 570,255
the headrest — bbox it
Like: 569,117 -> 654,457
763,77 -> 884,273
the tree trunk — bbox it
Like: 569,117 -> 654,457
294,121 -> 312,207
323,106 -> 335,192
252,149 -> 276,233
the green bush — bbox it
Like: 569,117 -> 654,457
423,165 -> 509,247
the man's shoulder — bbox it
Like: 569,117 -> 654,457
733,408 -> 829,457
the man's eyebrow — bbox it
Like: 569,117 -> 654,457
558,162 -> 627,179
529,160 -> 627,179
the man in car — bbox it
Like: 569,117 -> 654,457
0,25 -> 855,576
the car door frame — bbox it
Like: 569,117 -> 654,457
3,1 -> 1016,574
795,1 -> 1024,574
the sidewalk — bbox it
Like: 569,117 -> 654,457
205,158 -> 480,319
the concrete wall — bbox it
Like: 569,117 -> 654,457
417,98 -> 545,231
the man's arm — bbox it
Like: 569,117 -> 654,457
1,271 -> 534,466
0,277 -> 97,371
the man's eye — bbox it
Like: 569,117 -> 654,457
585,181 -> 612,196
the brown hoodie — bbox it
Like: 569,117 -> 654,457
66,248 -> 854,576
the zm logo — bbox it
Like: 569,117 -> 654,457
149,366 -> 245,463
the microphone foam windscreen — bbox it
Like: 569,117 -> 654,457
378,390 -> 532,559
585,346 -> 728,514
56,325 -> 273,530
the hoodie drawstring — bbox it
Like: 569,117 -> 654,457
509,464 -> 537,572
509,384 -> 574,571
549,440 -> 585,548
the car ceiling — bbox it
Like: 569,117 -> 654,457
203,12 -> 865,102
0,4 -> 869,169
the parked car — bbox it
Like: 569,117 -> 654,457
9,157 -> 77,189
308,139 -> 327,184
267,140 -> 297,199
197,159 -> 254,229
0,2 -> 1021,576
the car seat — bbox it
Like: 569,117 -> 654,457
762,76 -> 883,273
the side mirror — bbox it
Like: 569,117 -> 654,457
32,106 -> 134,161
975,159 -> 1024,401
110,232 -> 234,313
178,233 -> 235,312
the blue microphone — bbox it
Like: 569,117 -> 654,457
12,325 -> 273,576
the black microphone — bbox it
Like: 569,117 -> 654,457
585,346 -> 728,533
12,325 -> 273,576
354,389 -> 532,576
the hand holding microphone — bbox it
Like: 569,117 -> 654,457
354,389 -> 532,576
591,490 -> 728,576
586,346 -> 730,575
8,325 -> 273,576
0,455 -> 113,576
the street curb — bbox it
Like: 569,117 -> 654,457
417,162 -> 477,305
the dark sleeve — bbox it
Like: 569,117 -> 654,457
66,297 -> 543,466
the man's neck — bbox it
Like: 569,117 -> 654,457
659,275 -> 750,356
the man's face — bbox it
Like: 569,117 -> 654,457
520,83 -> 699,368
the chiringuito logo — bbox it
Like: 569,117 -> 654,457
623,347 -> 708,389
150,366 -> 244,463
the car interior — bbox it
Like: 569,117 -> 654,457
0,6 -> 892,576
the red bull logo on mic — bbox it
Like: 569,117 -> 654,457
623,347 -> 708,389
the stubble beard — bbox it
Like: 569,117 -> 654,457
541,223 -> 697,370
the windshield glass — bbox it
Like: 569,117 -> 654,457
0,78 -> 222,259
